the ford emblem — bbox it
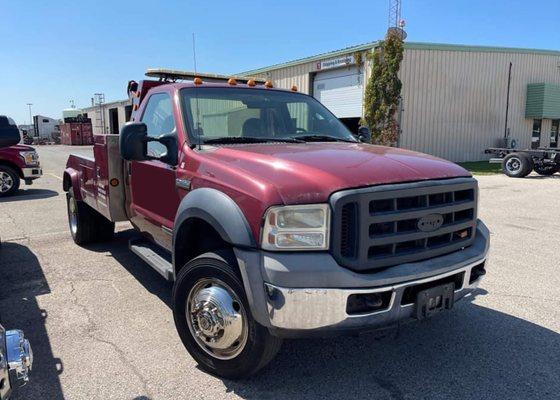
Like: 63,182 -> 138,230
417,214 -> 444,232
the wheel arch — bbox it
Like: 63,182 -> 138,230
0,160 -> 23,178
63,168 -> 82,200
173,188 -> 256,277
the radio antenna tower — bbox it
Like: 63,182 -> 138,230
387,0 -> 406,38
388,0 -> 402,28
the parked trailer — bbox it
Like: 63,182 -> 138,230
485,147 -> 560,178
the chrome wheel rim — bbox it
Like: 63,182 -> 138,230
0,171 -> 13,193
68,196 -> 78,235
186,278 -> 248,360
505,157 -> 521,173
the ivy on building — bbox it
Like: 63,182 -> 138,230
362,30 -> 404,146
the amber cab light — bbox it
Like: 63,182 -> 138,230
247,79 -> 256,87
264,80 -> 273,88
227,78 -> 237,85
291,85 -> 298,91
193,77 -> 203,85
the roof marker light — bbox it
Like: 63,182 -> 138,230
228,78 -> 237,85
291,85 -> 298,92
264,80 -> 273,88
247,79 -> 256,87
193,77 -> 203,85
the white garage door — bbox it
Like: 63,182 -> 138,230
313,66 -> 363,118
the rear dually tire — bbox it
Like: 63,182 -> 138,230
66,189 -> 115,245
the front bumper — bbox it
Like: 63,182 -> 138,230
234,220 -> 490,336
0,327 -> 33,399
22,167 -> 42,180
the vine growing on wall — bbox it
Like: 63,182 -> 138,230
363,29 -> 404,146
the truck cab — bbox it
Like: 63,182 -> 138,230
0,116 -> 42,197
63,70 -> 489,379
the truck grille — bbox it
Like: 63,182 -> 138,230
330,178 -> 478,272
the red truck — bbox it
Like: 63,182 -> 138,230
63,70 -> 490,378
0,116 -> 42,197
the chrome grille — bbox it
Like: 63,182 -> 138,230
330,178 -> 478,272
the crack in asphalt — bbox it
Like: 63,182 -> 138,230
68,281 -> 153,399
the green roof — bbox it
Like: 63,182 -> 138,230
241,41 -> 560,75
526,83 -> 560,119
241,41 -> 380,75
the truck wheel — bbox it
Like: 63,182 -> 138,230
173,251 -> 282,379
0,165 -> 20,197
66,190 -> 115,245
502,153 -> 533,178
533,163 -> 559,176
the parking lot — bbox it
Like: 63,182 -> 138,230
1,145 -> 559,400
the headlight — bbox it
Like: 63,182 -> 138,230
262,204 -> 330,250
19,151 -> 39,166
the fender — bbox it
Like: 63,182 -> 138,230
62,168 -> 82,200
172,188 -> 256,267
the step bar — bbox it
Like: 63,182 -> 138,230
129,238 -> 174,281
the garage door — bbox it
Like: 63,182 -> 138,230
313,66 -> 363,118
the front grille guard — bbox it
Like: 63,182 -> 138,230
330,177 -> 478,272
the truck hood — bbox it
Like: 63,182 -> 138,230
201,142 -> 471,204
0,144 -> 35,152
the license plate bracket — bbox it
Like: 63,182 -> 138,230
415,282 -> 455,320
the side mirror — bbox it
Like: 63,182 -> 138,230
119,122 -> 179,166
0,125 -> 21,148
356,126 -> 371,143
120,122 -> 148,161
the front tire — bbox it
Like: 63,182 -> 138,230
173,251 -> 282,379
502,153 -> 533,178
0,166 -> 20,197
66,190 -> 115,245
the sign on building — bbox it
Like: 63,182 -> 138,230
316,55 -> 355,71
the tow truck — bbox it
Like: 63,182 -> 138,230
63,69 -> 490,378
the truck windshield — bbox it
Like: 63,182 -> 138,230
180,87 -> 357,144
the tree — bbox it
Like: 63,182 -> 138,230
363,30 -> 404,146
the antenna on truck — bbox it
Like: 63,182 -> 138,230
192,33 -> 203,151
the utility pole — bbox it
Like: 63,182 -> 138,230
26,103 -> 33,125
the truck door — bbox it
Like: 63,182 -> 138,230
127,92 -> 180,250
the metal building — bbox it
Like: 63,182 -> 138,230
242,42 -> 560,162
82,99 -> 132,135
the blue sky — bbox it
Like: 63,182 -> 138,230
2,0 -> 560,124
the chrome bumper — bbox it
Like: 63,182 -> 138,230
264,259 -> 486,331
0,327 -> 33,399
22,167 -> 42,179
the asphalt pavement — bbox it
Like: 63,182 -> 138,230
1,145 -> 559,400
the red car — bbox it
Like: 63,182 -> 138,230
0,116 -> 42,197
63,70 -> 489,378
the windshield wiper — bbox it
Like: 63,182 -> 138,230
203,136 -> 304,144
290,134 -> 357,143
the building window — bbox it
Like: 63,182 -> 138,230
42,118 -> 49,123
531,119 -> 542,149
550,119 -> 559,148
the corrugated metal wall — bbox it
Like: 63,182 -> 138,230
254,60 -> 316,94
257,47 -> 560,162
399,49 -> 560,161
